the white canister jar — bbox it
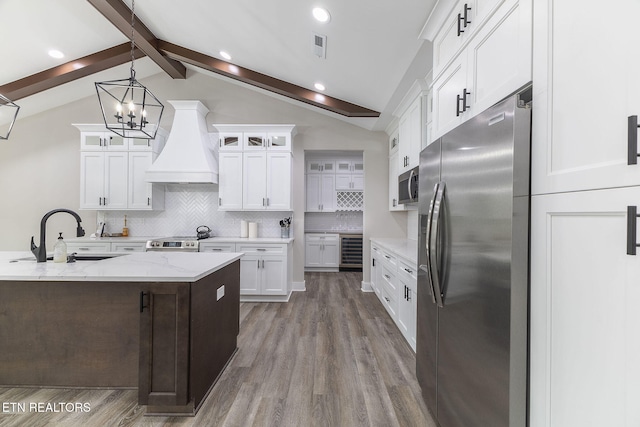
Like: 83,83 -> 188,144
240,220 -> 248,238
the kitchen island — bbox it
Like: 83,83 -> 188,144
0,251 -> 242,416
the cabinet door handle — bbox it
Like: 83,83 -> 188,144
266,198 -> 270,206
257,248 -> 267,251
384,274 -> 391,280
211,248 -> 223,251
462,3 -> 471,27
456,89 -> 471,117
104,197 -> 107,205
123,247 -> 134,251
147,197 -> 150,206
393,198 -> 397,207
372,258 -> 376,267
404,268 -> 413,274
627,206 -> 640,255
219,197 -> 222,206
139,291 -> 148,313
257,259 -> 260,268
628,115 -> 639,165
457,13 -> 464,36
262,260 -> 265,268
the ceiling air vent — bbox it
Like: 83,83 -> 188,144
313,33 -> 327,58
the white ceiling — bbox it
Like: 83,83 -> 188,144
0,0 -> 436,131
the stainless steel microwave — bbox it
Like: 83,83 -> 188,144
398,166 -> 419,204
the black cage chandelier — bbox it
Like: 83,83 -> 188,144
0,94 -> 20,140
95,0 -> 163,140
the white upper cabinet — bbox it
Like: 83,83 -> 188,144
218,132 -> 243,151
531,0 -> 640,195
431,0 -> 506,80
80,151 -> 128,210
218,152 -> 244,211
336,159 -> 364,174
128,151 -> 164,210
243,132 -> 291,151
79,131 -> 127,151
243,152 -> 292,211
398,96 -> 425,174
215,124 -> 296,211
306,159 -> 336,174
75,125 -> 166,211
306,174 -> 336,212
428,0 -> 532,140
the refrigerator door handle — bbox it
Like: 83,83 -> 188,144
430,181 -> 446,308
423,182 -> 440,304
408,169 -> 415,201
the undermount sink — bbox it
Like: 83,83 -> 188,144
9,255 -> 120,263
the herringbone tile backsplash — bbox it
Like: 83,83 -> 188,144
100,184 -> 291,238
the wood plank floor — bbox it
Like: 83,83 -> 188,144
0,272 -> 436,427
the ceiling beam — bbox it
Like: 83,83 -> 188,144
157,40 -> 380,118
87,0 -> 186,79
0,43 -> 145,101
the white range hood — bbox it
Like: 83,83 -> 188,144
145,100 -> 218,184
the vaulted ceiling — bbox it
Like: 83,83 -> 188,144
0,0 -> 435,131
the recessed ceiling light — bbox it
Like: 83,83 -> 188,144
220,51 -> 232,61
314,82 -> 326,91
312,7 -> 331,23
48,49 -> 64,59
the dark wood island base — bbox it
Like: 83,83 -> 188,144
0,260 -> 240,417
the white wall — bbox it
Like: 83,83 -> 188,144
0,69 -> 407,283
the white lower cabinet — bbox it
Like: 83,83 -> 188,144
305,234 -> 339,270
370,244 -> 382,297
370,240 -> 417,351
530,187 -> 640,427
236,244 -> 289,297
396,260 -> 417,351
66,242 -> 112,253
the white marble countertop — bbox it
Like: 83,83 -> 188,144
65,236 -> 294,244
199,237 -> 294,244
0,251 -> 243,282
370,238 -> 418,265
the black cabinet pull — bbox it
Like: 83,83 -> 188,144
456,89 -> 471,117
628,116 -> 639,165
456,4 -> 472,36
462,4 -> 471,27
628,206 -> 640,255
140,291 -> 148,313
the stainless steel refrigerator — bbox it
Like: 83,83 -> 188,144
417,88 -> 531,427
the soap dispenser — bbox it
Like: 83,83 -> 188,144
53,232 -> 67,263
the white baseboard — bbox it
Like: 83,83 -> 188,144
361,281 -> 373,292
292,280 -> 306,292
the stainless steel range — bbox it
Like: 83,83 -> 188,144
145,237 -> 200,252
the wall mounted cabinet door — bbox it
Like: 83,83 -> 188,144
218,152 -> 243,211
265,152 -> 292,210
242,152 -> 268,209
306,174 -> 335,212
531,0 -> 640,194
218,132 -> 242,151
128,152 -> 165,210
80,152 -> 127,209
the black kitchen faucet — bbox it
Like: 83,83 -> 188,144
30,208 -> 85,262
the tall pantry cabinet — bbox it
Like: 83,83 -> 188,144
529,2 -> 640,426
